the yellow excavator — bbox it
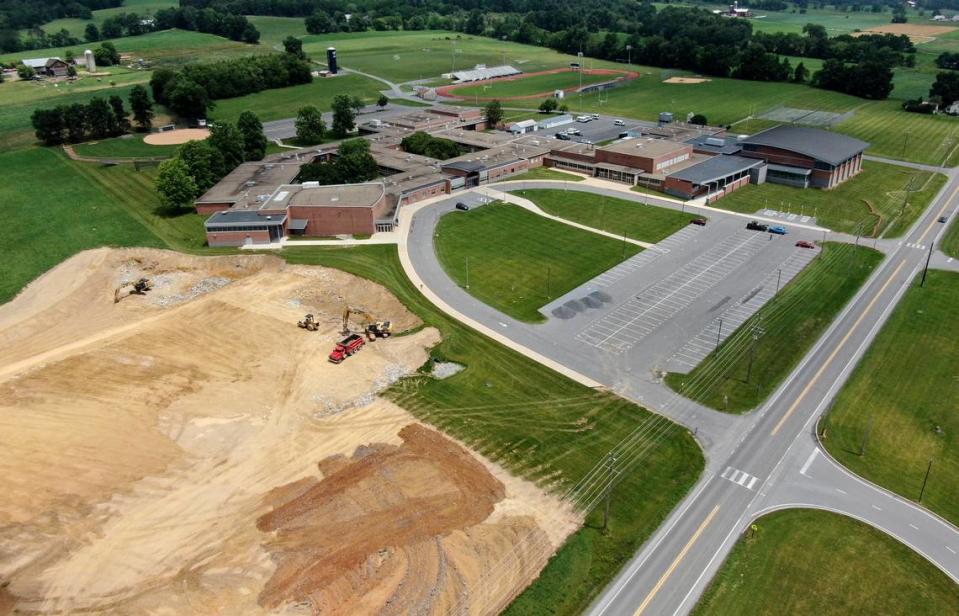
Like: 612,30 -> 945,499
342,305 -> 392,340
298,313 -> 319,331
114,277 -> 152,303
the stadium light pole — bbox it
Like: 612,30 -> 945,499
626,44 -> 632,66
578,52 -> 584,111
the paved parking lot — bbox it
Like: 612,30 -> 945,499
666,245 -> 819,371
576,230 -> 773,354
586,226 -> 699,289
535,116 -> 647,145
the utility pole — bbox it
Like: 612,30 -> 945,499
746,323 -> 764,384
921,241 -> 933,287
716,318 -> 723,350
602,452 -> 618,533
919,459 -> 933,503
860,413 -> 874,456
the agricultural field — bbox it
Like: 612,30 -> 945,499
449,69 -> 620,100
713,161 -> 946,237
208,73 -> 384,124
281,244 -> 703,616
822,270 -> 959,527
434,201 -> 641,322
693,508 -> 959,616
510,188 -> 700,243
667,243 -> 883,414
72,133 -> 178,159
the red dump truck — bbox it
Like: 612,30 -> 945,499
329,334 -> 365,363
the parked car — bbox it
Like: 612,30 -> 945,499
939,215 -> 949,223
746,220 -> 768,232
566,127 -> 581,135
690,218 -> 707,226
590,113 -> 600,119
555,132 -> 571,140
455,202 -> 470,211
795,240 -> 815,249
613,119 -> 625,126
768,225 -> 787,235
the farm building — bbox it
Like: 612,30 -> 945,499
739,125 -> 867,189
20,57 -> 70,77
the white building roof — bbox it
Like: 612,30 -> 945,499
451,65 -> 521,83
21,57 -> 61,68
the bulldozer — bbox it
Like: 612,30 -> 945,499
342,306 -> 393,341
114,277 -> 152,303
298,313 -> 319,331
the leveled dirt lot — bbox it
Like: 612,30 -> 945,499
854,23 -> 957,43
0,248 -> 577,615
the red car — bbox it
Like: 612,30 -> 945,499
690,218 -> 707,226
795,240 -> 815,249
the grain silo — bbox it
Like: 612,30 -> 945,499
326,47 -> 337,74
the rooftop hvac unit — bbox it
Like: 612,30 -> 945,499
257,195 -> 270,202
302,181 -> 320,188
705,137 -> 725,147
245,181 -> 257,187
331,196 -> 339,202
265,164 -> 275,169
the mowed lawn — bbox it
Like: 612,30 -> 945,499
209,73 -> 384,124
713,161 -> 946,237
1,148 -> 162,303
943,217 -> 959,259
822,270 -> 959,525
510,188 -> 699,243
72,133 -> 178,159
835,100 -> 959,167
280,244 -> 704,616
434,201 -> 641,322
693,509 -> 959,616
452,70 -> 615,99
667,243 -> 883,413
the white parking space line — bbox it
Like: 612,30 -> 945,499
590,226 -> 702,289
667,248 -> 818,370
578,231 -> 766,353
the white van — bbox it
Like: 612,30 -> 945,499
576,115 -> 591,123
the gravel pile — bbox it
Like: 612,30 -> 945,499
152,276 -> 231,307
431,362 -> 465,380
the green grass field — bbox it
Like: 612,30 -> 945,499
72,133 -> 178,159
943,217 -> 959,258
279,244 -> 703,616
713,161 -> 946,237
667,242 -> 883,414
434,201 -> 641,322
497,167 -> 584,182
511,188 -> 700,243
693,508 -> 959,615
209,73 -> 384,124
822,270 -> 959,526
835,101 -> 959,167
451,70 -> 616,99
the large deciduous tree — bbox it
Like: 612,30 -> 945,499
236,110 -> 267,161
295,105 -> 325,144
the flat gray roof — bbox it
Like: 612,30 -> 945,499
742,125 -> 868,166
668,155 -> 762,185
600,138 -> 690,158
288,182 -> 385,208
205,210 -> 286,227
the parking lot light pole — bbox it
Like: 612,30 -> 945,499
465,256 -> 470,289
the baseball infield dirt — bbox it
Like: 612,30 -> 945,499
663,76 -> 711,84
0,248 -> 578,615
144,128 -> 211,145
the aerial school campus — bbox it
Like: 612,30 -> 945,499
2,0 -> 959,614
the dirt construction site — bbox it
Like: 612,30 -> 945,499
0,248 -> 578,615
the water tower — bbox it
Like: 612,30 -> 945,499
84,49 -> 96,72
326,47 -> 337,75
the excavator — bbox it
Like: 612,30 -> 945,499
298,313 -> 319,331
114,277 -> 152,303
341,306 -> 392,340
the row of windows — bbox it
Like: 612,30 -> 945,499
656,153 -> 689,171
206,225 -> 271,232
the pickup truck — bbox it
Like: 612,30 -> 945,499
746,221 -> 768,232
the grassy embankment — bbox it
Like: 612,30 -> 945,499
667,242 -> 883,413
943,217 -> 959,258
822,270 -> 959,525
693,508 -> 959,616
511,188 -> 699,243
713,161 -> 946,237
279,244 -> 703,616
434,201 -> 642,322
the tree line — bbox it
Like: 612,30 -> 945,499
30,84 -> 156,145
149,52 -> 311,118
156,111 -> 267,210
400,131 -> 462,160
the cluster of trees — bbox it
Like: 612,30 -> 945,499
936,52 -> 959,71
400,131 -> 462,160
0,0 -> 120,31
155,111 -> 267,210
81,6 -> 260,43
31,83 -> 155,145
930,71 -> 959,106
754,25 -> 915,66
296,138 -> 378,185
810,58 -> 895,99
149,52 -> 311,118
31,95 -> 131,145
0,27 -> 80,53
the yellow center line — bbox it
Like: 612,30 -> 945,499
634,505 -> 721,616
918,182 -> 959,244
770,259 -> 907,436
